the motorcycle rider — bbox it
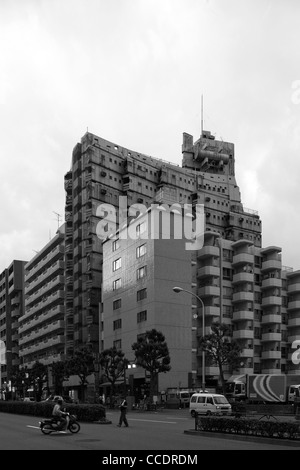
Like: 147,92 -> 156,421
52,398 -> 70,431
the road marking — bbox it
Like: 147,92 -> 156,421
128,418 -> 177,424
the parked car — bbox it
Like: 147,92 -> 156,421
189,393 -> 232,417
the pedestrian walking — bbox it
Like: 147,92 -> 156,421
117,396 -> 129,427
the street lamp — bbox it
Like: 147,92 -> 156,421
173,286 -> 206,392
123,361 -> 137,396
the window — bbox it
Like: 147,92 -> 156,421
137,288 -> 147,301
113,319 -> 122,330
112,239 -> 120,252
137,266 -> 147,280
113,339 -> 121,349
113,258 -> 122,271
137,310 -> 147,323
113,278 -> 122,290
136,244 -> 147,258
223,268 -> 232,280
136,221 -> 147,237
113,299 -> 122,310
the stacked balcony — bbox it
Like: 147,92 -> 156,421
259,247 -> 282,373
231,240 -> 254,363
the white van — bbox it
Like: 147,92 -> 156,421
189,393 -> 232,417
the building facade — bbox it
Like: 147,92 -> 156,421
102,207 -> 194,394
19,225 -> 65,370
0,260 -> 26,390
64,129 -> 262,359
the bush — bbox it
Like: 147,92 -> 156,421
0,401 -> 106,422
195,415 -> 300,440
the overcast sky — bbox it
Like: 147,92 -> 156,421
1,0 -> 300,273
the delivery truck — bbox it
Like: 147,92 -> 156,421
225,374 -> 300,403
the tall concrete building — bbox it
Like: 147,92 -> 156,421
64,129 -> 261,359
102,207 -> 193,394
19,225 -> 65,369
0,260 -> 26,389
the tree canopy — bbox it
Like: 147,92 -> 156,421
132,329 -> 171,402
199,322 -> 241,394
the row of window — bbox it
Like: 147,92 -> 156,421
112,244 -> 147,271
113,266 -> 147,290
112,234 -> 147,254
113,310 -> 147,330
113,289 -> 147,310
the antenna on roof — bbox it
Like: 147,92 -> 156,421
53,211 -> 62,230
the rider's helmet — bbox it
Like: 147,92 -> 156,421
57,398 -> 63,405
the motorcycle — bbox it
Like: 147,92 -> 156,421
39,413 -> 80,435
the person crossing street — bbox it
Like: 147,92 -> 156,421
117,396 -> 129,427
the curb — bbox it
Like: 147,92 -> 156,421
184,429 -> 300,447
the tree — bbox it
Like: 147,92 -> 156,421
30,361 -> 48,401
198,322 -> 241,395
132,329 -> 171,403
10,366 -> 30,399
51,361 -> 70,395
99,347 -> 128,406
66,347 -> 95,402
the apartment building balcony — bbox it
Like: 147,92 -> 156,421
261,260 -> 282,272
20,320 -> 65,346
232,253 -> 253,266
11,293 -> 22,305
232,310 -> 253,322
261,314 -> 282,325
197,326 -> 213,337
261,350 -> 281,360
197,266 -> 220,278
198,286 -> 219,298
287,370 -> 300,376
26,276 -> 65,306
261,278 -> 282,290
287,317 -> 300,327
261,296 -> 282,308
11,308 -> 21,319
19,304 -> 64,333
287,300 -> 300,311
42,353 -> 64,366
287,283 -> 300,294
240,348 -> 254,357
261,368 -> 281,375
197,246 -> 219,259
12,332 -> 19,342
232,272 -> 254,284
232,292 -> 253,303
203,306 -> 220,317
261,332 -> 281,342
25,247 -> 64,281
232,329 -> 254,340
287,334 -> 300,343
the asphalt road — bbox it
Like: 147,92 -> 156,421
0,408 -> 298,452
